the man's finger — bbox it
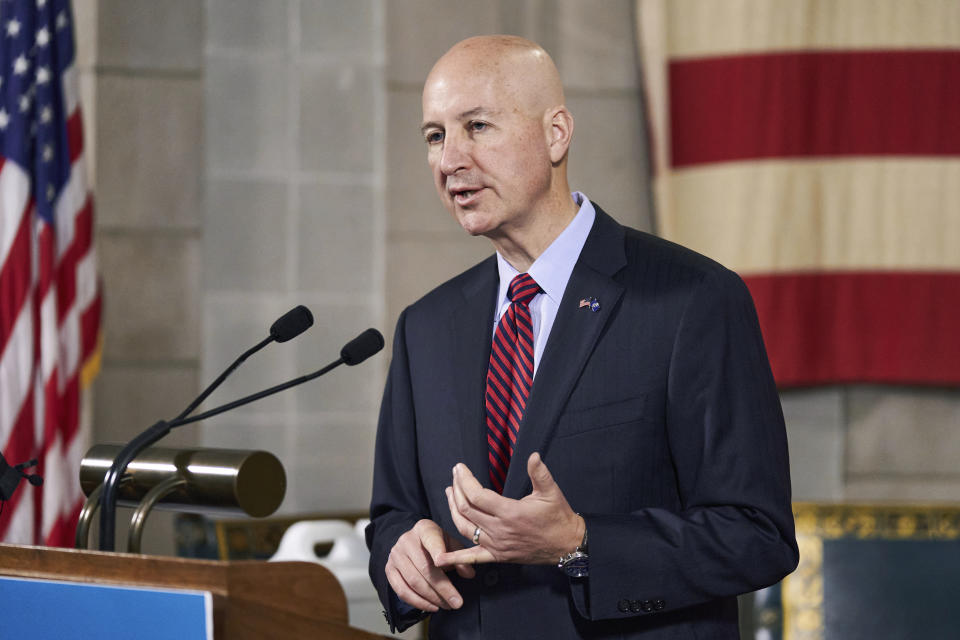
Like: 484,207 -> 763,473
452,464 -> 506,522
527,452 -> 558,495
389,551 -> 449,610
445,486 -> 477,541
453,464 -> 506,512
417,519 -> 452,564
442,523 -> 466,552
411,545 -> 465,610
451,473 -> 500,533
440,524 -> 477,579
386,564 -> 440,612
454,563 -> 477,579
436,545 -> 497,568
389,522 -> 466,610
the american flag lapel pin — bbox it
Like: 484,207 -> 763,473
579,297 -> 600,313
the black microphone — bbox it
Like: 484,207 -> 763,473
341,328 -> 385,365
176,305 -> 314,422
0,454 -> 43,501
15,459 -> 43,487
98,306 -> 315,551
171,329 -> 385,429
97,329 -> 385,547
271,305 -> 314,342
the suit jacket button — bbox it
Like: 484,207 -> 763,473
617,599 -> 630,613
483,569 -> 499,587
641,599 -> 653,612
629,600 -> 642,613
654,599 -> 665,611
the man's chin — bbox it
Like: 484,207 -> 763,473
454,210 -> 497,237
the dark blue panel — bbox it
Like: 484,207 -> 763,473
823,539 -> 960,640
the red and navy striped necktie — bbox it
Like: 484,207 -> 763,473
485,273 -> 542,493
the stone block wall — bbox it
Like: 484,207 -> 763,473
200,0 -> 385,516
78,0 -> 204,553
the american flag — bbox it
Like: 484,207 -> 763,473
0,0 -> 100,546
637,0 -> 960,386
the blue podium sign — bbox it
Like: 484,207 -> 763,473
0,575 -> 212,639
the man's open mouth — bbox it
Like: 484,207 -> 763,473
452,188 -> 482,204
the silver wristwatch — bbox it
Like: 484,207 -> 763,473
558,522 -> 589,578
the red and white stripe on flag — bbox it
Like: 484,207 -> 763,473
637,0 -> 960,386
1,0 -> 101,546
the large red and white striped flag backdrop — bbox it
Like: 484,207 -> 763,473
0,0 -> 101,546
637,0 -> 960,386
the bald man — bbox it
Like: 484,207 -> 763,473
366,36 -> 798,639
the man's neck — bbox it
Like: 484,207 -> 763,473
489,193 -> 580,272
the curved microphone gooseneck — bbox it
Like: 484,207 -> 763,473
97,306 -> 315,551
172,328 -> 385,428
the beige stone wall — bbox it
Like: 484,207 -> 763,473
200,0 -> 386,519
72,0 -> 203,553
80,0 -> 958,557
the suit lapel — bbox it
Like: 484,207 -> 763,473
450,256 -> 498,487
503,208 -> 628,498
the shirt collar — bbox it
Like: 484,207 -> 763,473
495,191 -> 596,309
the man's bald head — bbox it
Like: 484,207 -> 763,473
425,35 -> 565,120
420,35 -> 578,266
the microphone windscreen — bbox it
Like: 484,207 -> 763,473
270,305 -> 314,342
341,328 -> 385,365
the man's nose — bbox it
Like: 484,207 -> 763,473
439,134 -> 470,175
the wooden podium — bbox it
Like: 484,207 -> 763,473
0,543 -> 388,639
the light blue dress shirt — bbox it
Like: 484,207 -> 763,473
493,191 -> 596,378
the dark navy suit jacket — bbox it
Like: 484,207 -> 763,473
366,206 -> 799,638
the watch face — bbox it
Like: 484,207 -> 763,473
562,553 -> 589,577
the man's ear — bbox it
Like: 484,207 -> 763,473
546,106 -> 574,163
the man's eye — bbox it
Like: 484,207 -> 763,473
469,121 -> 488,132
425,131 -> 444,144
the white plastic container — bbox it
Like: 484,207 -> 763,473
270,519 -> 418,638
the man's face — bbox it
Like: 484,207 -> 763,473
421,64 -> 553,239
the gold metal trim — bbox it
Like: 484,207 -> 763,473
127,475 -> 189,553
80,444 -> 286,517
